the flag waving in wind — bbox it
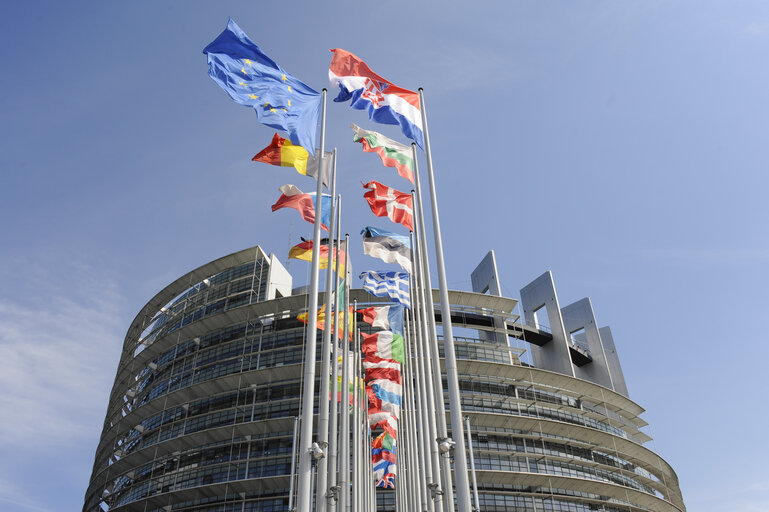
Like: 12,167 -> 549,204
351,124 -> 415,184
252,133 -> 332,189
288,239 -> 346,272
357,305 -> 404,334
362,181 -> 413,232
329,49 -> 423,148
271,184 -> 331,230
360,271 -> 410,308
203,19 -> 321,154
361,226 -> 412,273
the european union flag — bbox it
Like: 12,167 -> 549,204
203,18 -> 321,154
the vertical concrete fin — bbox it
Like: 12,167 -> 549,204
266,252 -> 292,300
561,298 -> 614,389
519,271 -> 574,376
470,250 -> 507,345
471,250 -> 502,296
599,326 -> 629,397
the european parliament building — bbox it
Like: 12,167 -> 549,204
83,246 -> 686,512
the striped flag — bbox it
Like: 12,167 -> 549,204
357,304 -> 404,334
351,124 -> 415,184
361,331 -> 405,364
252,133 -> 332,189
361,226 -> 412,273
271,184 -> 331,230
329,48 -> 423,148
362,181 -> 413,232
359,271 -> 410,308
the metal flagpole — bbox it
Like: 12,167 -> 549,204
296,88 -> 328,512
327,195 -> 343,512
288,416 -> 299,512
339,261 -> 352,512
417,88 -> 472,512
409,207 -> 430,512
352,330 -> 360,512
402,306 -> 420,512
464,417 -> 480,512
316,149 -> 338,512
411,163 -> 445,512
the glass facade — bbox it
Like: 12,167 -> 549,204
84,247 -> 685,512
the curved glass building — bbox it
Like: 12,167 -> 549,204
83,246 -> 686,512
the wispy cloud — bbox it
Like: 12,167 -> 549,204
0,257 -> 126,511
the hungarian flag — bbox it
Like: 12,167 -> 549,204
329,48 -> 423,148
271,184 -> 331,230
361,331 -> 405,364
252,133 -> 332,189
351,124 -> 414,184
288,238 -> 346,273
362,181 -> 413,232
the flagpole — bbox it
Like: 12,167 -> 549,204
407,229 -> 429,512
352,328 -> 361,512
402,304 -> 420,512
411,151 -> 446,512
316,148 -> 338,512
417,88 -> 472,512
327,195 -> 343,512
339,255 -> 352,512
296,88 -> 328,512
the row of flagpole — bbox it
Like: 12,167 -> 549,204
202,18 -> 475,512
291,92 -> 474,512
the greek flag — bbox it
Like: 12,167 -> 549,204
360,271 -> 410,309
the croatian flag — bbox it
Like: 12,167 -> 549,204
329,49 -> 424,149
271,184 -> 331,230
360,270 -> 410,308
357,304 -> 404,334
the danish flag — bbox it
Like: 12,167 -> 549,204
362,181 -> 413,232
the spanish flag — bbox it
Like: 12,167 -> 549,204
253,133 -> 331,189
288,239 -> 346,273
297,304 -> 354,341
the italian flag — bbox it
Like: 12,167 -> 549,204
351,124 -> 414,184
361,331 -> 405,364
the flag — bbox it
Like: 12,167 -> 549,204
360,270 -> 410,308
357,305 -> 404,334
288,239 -> 346,272
298,305 -> 354,341
376,473 -> 396,489
329,48 -> 423,148
361,331 -> 405,364
362,356 -> 401,372
364,367 -> 402,385
252,133 -> 332,189
351,124 -> 414,184
362,181 -> 413,232
372,432 -> 396,452
203,19 -> 322,154
361,226 -> 412,273
372,432 -> 397,488
366,381 -> 402,418
369,411 -> 398,438
271,184 -> 331,230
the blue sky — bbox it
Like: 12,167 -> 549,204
2,1 -> 769,511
